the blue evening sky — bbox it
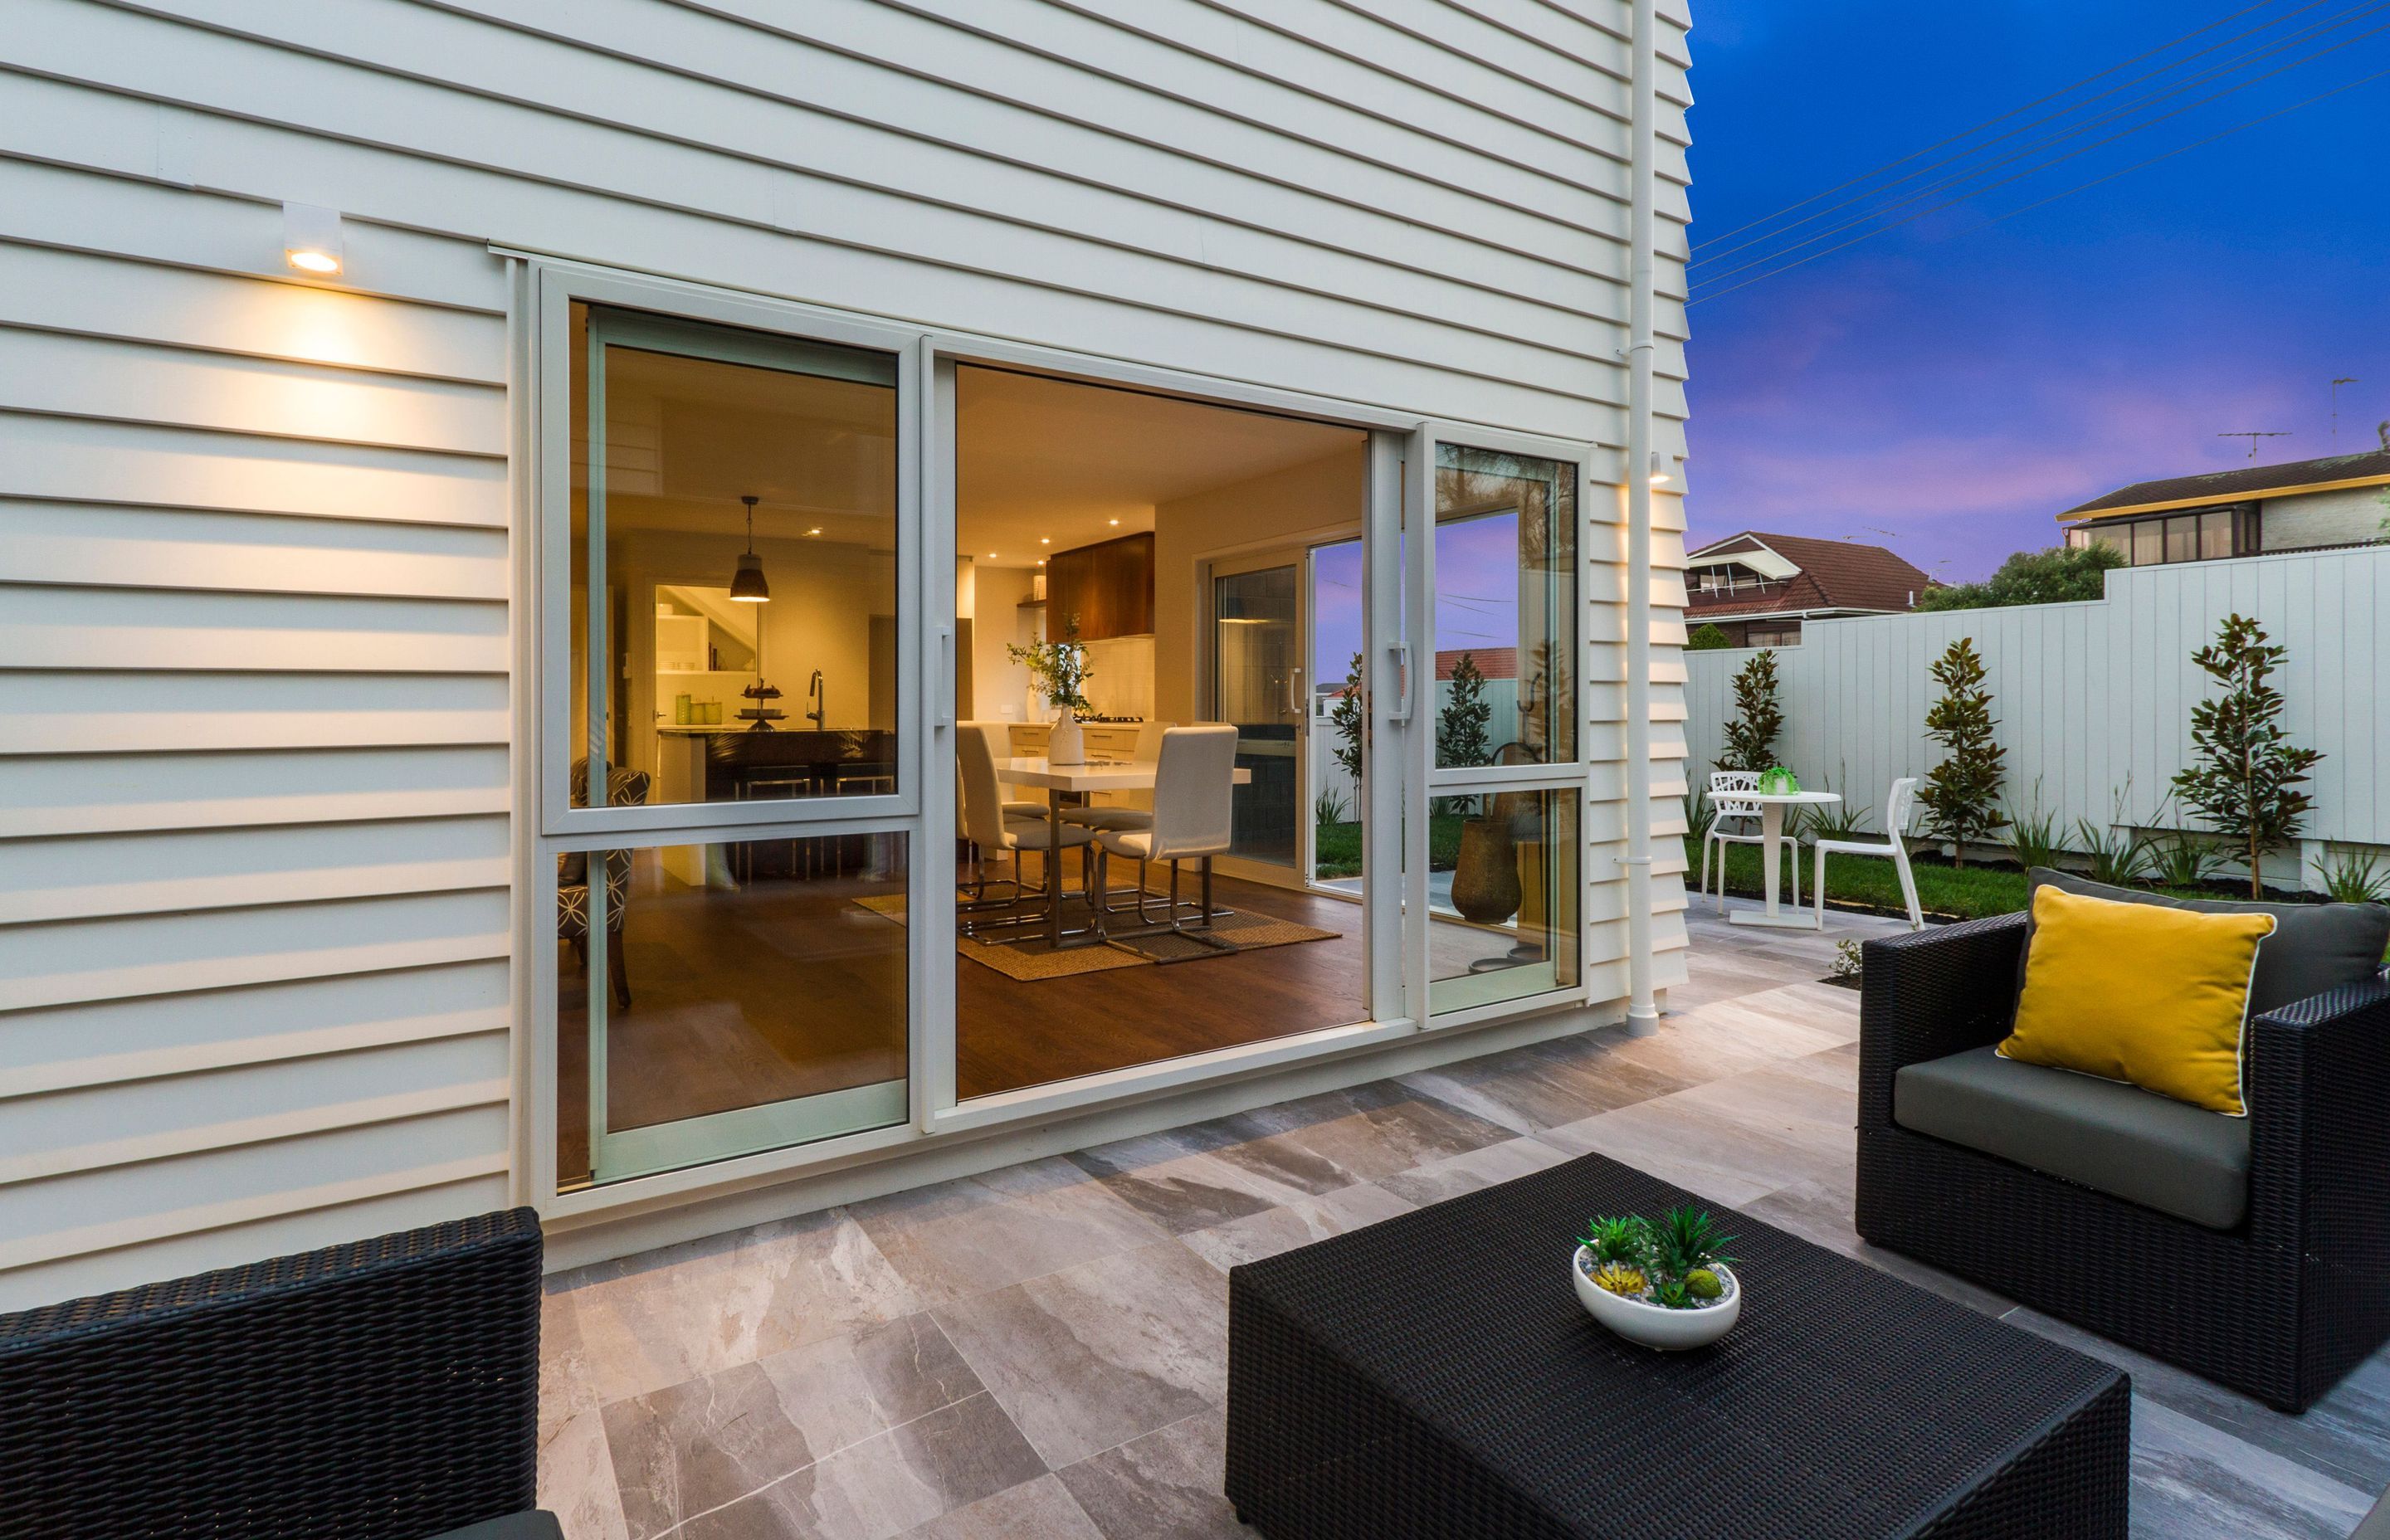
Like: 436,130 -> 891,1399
1682,0 -> 2390,582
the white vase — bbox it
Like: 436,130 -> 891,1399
1048,704 -> 1086,765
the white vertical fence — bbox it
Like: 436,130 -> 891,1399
1685,546 -> 2390,881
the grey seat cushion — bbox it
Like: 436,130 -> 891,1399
1895,1045 -> 2251,1229
2022,868 -> 2390,1017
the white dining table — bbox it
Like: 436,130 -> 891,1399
993,755 -> 1251,950
1728,790 -> 1842,930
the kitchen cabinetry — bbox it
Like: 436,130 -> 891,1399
1044,532 -> 1154,641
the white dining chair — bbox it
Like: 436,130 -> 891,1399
1812,775 -> 1923,931
1061,719 -> 1163,834
957,722 -> 1095,922
1700,768 -> 1798,916
1091,724 -> 1239,949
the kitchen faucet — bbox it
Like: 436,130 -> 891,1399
807,669 -> 826,729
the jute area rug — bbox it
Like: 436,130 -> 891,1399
856,893 -> 1339,982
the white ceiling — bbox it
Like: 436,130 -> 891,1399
575,350 -> 1358,562
956,367 -> 1359,567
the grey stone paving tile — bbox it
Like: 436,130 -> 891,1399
1395,1026 -> 1709,1134
1177,1181 -> 1415,1271
850,1156 -> 1173,1305
2008,1307 -> 2390,1498
569,1207 -> 922,1405
540,1404 -> 631,1540
896,1474 -> 1106,1539
1056,1411 -> 1249,1540
933,1239 -> 1229,1470
667,1392 -> 1047,1540
603,1313 -> 1022,1540
1375,1134 -> 1571,1208
2128,1395 -> 2371,1540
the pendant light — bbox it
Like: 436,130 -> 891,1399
729,494 -> 771,602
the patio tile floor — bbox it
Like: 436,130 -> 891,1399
541,900 -> 2387,1539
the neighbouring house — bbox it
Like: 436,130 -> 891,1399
0,2 -> 1693,1309
1682,531 -> 1932,646
2060,449 -> 2390,565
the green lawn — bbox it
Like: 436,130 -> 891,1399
1687,837 -> 2270,923
1314,816 -> 1466,880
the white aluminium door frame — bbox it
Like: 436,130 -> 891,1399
516,260 -> 1604,1222
1402,422 -> 1605,1028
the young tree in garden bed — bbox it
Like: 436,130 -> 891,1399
1436,651 -> 1492,768
1915,637 -> 2006,868
1330,652 -> 1366,787
1717,648 -> 1783,773
2172,612 -> 2322,899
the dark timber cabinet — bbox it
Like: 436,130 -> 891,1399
1044,531 -> 1154,640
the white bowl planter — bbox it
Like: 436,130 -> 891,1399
1572,1245 -> 1741,1351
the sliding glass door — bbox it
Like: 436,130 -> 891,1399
1402,429 -> 1587,1021
544,286 -> 929,1191
1211,553 -> 1305,884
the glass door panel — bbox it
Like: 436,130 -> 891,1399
558,834 -> 910,1187
551,296 -> 921,1192
1309,538 -> 1366,893
1404,431 -> 1588,1022
1212,561 -> 1303,875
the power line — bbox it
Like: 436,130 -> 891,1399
1687,64 -> 2390,306
1691,2 -> 2390,291
1690,0 -> 2297,252
1692,0 -> 2336,265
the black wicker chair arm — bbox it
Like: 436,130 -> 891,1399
1856,911 -> 2027,1128
2246,974 -> 2390,1258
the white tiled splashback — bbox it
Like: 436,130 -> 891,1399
1077,635 -> 1154,719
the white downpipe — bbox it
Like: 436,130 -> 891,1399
1622,0 -> 1660,1035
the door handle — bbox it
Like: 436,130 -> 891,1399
1285,665 -> 1304,718
937,627 -> 955,729
1388,643 -> 1412,724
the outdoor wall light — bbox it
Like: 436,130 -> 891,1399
1647,451 -> 1675,487
729,495 -> 771,602
281,202 -> 344,276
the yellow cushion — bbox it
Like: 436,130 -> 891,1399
1999,886 -> 2275,1116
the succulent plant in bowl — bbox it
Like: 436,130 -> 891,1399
1571,1205 -> 1743,1350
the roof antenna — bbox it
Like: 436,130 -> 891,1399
2330,378 -> 2358,441
2217,431 -> 2289,461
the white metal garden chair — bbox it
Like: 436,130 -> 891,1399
1700,769 -> 1798,916
1812,775 -> 1923,931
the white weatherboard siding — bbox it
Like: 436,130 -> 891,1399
0,0 -> 1690,1305
1683,547 -> 2390,883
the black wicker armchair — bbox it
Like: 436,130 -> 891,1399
1856,912 -> 2390,1413
0,1208 -> 554,1539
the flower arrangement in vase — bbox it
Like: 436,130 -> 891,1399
1571,1206 -> 1742,1350
1007,614 -> 1095,764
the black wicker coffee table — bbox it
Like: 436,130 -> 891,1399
1226,1153 -> 2128,1538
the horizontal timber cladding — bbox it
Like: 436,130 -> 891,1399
0,0 -> 1689,1305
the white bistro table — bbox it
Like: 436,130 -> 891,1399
994,755 -> 1251,950
1727,790 -> 1842,930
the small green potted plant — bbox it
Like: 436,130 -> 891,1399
1571,1206 -> 1741,1349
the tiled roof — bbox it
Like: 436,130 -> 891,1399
2063,450 -> 2390,519
1683,532 -> 1929,620
1434,646 -> 1517,680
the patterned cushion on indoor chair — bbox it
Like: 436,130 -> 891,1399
558,759 -> 649,939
